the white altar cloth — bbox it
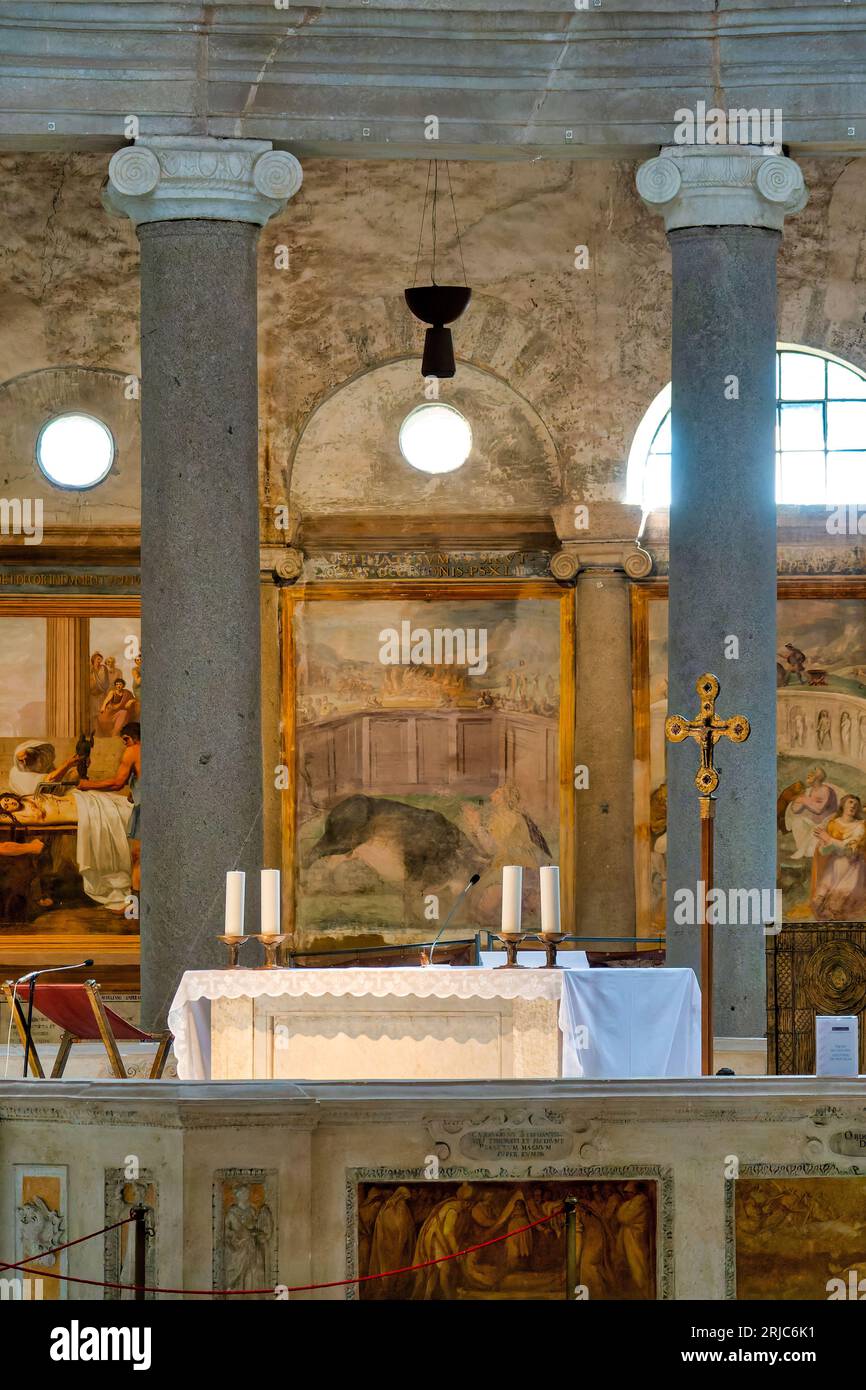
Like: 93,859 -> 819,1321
168,965 -> 700,1082
559,967 -> 701,1079
169,966 -> 562,1081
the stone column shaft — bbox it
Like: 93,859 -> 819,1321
638,145 -> 806,1038
104,138 -> 302,1027
550,529 -> 652,943
668,225 -> 778,1036
137,218 -> 262,1024
574,568 -> 637,936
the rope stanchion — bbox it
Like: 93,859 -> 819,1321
0,1204 -> 566,1297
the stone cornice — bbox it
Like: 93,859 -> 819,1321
0,1077 -> 864,1129
102,137 -> 302,227
636,145 -> 807,232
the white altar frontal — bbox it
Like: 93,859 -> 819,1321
169,966 -> 701,1083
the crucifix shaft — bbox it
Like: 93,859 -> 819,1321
664,673 -> 751,1074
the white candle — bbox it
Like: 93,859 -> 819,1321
540,865 -> 561,934
224,871 -> 245,936
501,865 -> 523,934
261,869 -> 281,935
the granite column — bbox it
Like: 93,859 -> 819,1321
637,146 -> 806,1037
104,139 -> 302,1026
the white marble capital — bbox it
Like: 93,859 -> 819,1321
102,136 -> 303,227
636,145 -> 807,233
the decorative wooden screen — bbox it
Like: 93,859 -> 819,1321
766,923 -> 866,1073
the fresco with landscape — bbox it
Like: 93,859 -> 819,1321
292,597 -> 562,945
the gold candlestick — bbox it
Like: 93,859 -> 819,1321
252,933 -> 292,968
217,934 -> 252,969
535,931 -> 566,969
493,932 -> 526,968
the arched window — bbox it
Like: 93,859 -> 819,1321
626,345 -> 866,510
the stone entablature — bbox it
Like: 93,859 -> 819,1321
5,7 -> 866,159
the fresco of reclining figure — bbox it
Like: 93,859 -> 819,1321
1,787 -> 133,911
1,788 -> 80,825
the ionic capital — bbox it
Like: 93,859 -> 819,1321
102,137 -> 302,227
550,542 -> 654,582
636,145 -> 807,233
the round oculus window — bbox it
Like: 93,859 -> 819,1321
36,413 -> 115,489
398,403 -> 472,475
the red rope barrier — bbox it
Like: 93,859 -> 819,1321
2,1205 -> 566,1296
0,1216 -> 136,1275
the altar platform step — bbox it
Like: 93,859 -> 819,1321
3,1040 -> 767,1080
713,1037 -> 767,1075
3,1041 -> 178,1080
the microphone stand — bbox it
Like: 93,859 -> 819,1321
427,874 -> 480,966
16,960 -> 94,1079
23,984 -> 35,1081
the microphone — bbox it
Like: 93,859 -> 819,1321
16,959 -> 94,986
427,874 -> 481,965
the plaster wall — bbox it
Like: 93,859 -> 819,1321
3,152 -> 866,963
0,153 -> 864,530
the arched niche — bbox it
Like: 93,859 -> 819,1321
0,365 -> 140,527
289,358 -> 560,521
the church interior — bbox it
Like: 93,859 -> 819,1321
3,1 -> 866,1320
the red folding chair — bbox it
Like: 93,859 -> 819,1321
2,979 -> 172,1079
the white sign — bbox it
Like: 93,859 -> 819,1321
815,1015 -> 859,1077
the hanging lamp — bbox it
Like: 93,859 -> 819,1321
404,161 -> 471,379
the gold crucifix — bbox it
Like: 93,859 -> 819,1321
665,673 -> 750,809
664,673 -> 751,1075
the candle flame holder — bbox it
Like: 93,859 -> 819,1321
251,933 -> 293,969
534,931 -> 566,969
492,932 -> 527,968
217,934 -> 252,969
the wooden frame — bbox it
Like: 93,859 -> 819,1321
279,579 -> 576,942
0,595 -> 141,978
0,597 -> 140,618
631,576 -> 866,936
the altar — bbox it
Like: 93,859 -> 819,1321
168,966 -> 701,1082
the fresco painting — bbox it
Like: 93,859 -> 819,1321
0,611 -> 141,939
291,594 -> 567,946
734,1176 -> 866,1300
357,1179 -> 658,1300
641,594 -> 866,926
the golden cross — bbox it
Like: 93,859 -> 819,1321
664,673 -> 750,802
664,672 -> 751,1076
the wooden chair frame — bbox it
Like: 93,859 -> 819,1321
2,980 -> 172,1079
